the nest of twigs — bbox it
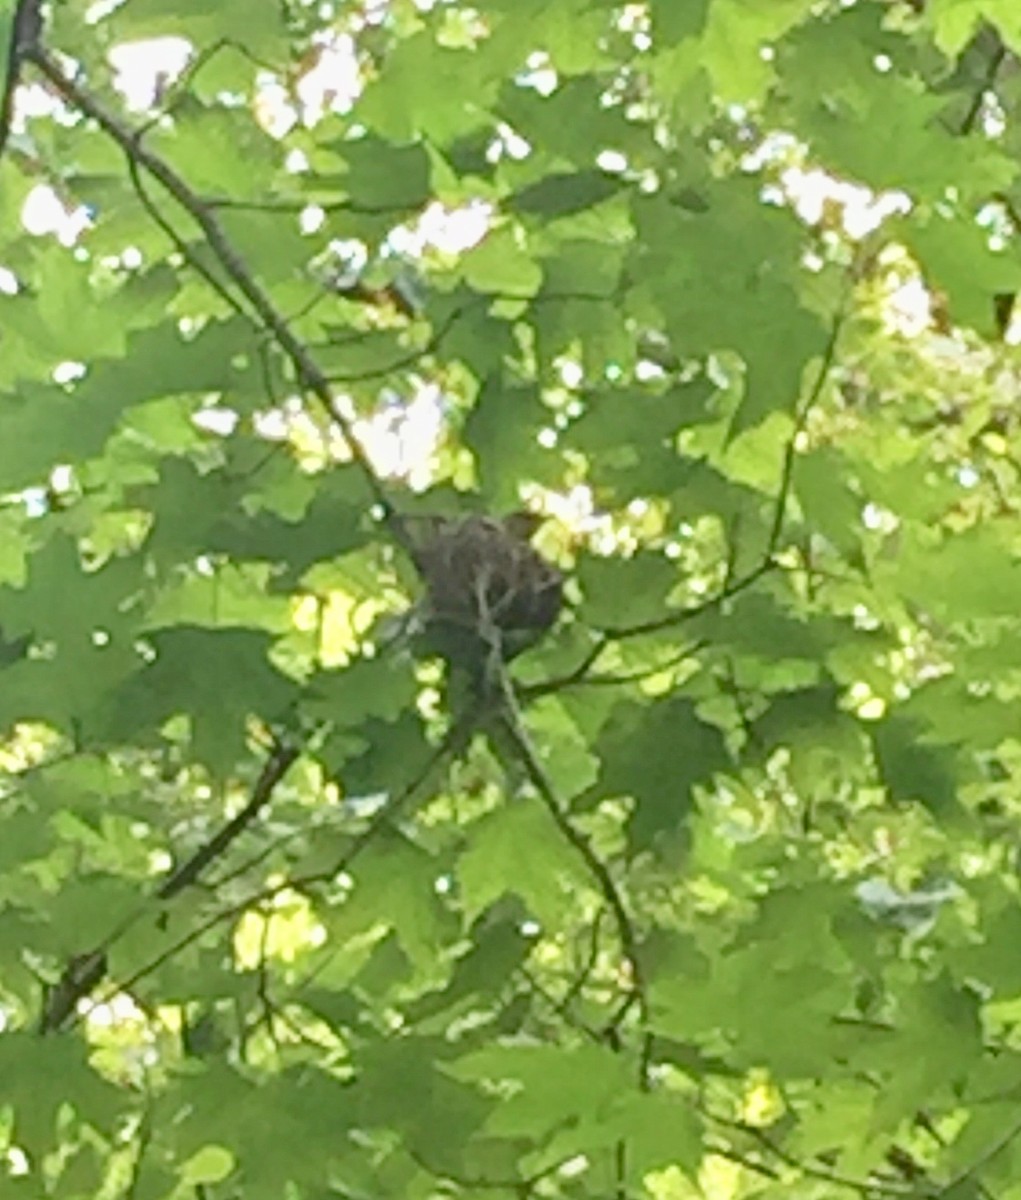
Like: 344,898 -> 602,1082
399,512 -> 563,665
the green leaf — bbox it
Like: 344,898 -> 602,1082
0,316 -> 260,489
576,551 -> 683,629
585,697 -> 730,847
462,227 -> 544,295
448,1041 -> 631,1138
331,827 -> 454,969
464,379 -> 560,507
102,628 -> 298,773
510,171 -> 622,219
357,33 -> 499,142
324,133 -> 432,211
180,1145 -> 236,1185
457,798 -> 586,926
108,0 -> 286,55
872,716 -> 961,816
628,186 -> 825,436
0,1035 -> 124,1156
905,210 -> 1021,333
0,1 -> 14,83
930,0 -> 1021,56
7,3 -> 1021,1195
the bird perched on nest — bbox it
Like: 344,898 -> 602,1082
395,511 -> 564,671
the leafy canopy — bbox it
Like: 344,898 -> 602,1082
3,1 -> 1021,1198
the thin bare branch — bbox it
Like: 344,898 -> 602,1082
158,740 -> 299,900
936,1116 -> 1021,1196
125,155 -> 250,320
26,47 -> 416,557
89,712 -> 479,1022
38,737 -> 300,1032
533,297 -> 849,695
765,301 -> 847,557
495,709 -> 648,1049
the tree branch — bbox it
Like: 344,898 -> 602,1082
494,708 -> 648,1053
125,154 -> 250,320
937,1115 -> 1021,1196
157,740 -> 299,901
530,297 -> 849,694
705,1109 -> 914,1197
25,47 -> 416,557
765,300 -> 847,557
85,711 -> 481,1026
38,737 -> 300,1033
0,0 -> 42,162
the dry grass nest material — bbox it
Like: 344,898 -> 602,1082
400,512 -> 564,661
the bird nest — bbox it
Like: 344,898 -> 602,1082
400,513 -> 563,665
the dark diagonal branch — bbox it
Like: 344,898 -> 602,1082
26,47 -> 416,558
706,1109 -> 914,1197
522,640 -> 707,700
157,739 -> 299,900
314,710 -> 481,882
494,709 -> 648,1049
936,1116 -> 1021,1197
322,300 -> 474,384
530,562 -> 771,698
0,0 -> 42,162
615,300 -> 846,644
39,738 -> 300,1033
125,155 -> 249,320
99,712 -> 479,1016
